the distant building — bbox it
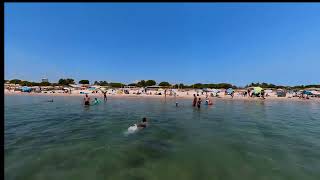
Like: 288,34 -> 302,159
42,78 -> 48,83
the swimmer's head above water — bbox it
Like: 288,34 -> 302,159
137,117 -> 148,128
142,117 -> 147,122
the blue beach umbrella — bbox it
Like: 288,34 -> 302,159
21,86 -> 32,92
302,90 -> 313,95
226,88 -> 234,94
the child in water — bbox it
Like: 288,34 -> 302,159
205,96 -> 213,105
137,117 -> 148,129
93,98 -> 100,104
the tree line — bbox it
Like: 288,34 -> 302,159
5,79 -> 127,88
245,82 -> 320,90
4,79 -> 320,89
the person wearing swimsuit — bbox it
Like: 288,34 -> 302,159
103,91 -> 107,101
137,117 -> 148,129
193,94 -> 197,107
84,94 -> 90,105
197,98 -> 202,109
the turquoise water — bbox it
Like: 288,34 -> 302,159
5,95 -> 320,180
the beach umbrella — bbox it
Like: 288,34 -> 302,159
226,88 -> 234,94
212,89 -> 220,93
21,86 -> 32,92
265,89 -> 273,94
303,90 -> 313,95
253,87 -> 263,94
203,88 -> 212,92
311,90 -> 320,95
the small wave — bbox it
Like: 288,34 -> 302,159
124,124 -> 138,135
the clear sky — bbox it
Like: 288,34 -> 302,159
5,3 -> 320,86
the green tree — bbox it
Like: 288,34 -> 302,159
109,82 -> 125,88
79,80 -> 90,84
128,83 -> 137,86
66,79 -> 75,84
39,82 -> 51,86
29,82 -> 39,86
137,80 -> 146,87
145,80 -> 156,86
58,79 -> 67,85
268,83 -> 276,88
172,84 -> 179,88
99,81 -> 108,86
19,81 -> 31,86
159,82 -> 171,87
194,83 -> 203,89
10,79 -> 22,84
58,78 -> 75,85
245,82 -> 279,89
190,83 -> 234,89
305,84 -> 320,88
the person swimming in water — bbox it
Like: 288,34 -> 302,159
137,117 -> 148,129
84,94 -> 90,106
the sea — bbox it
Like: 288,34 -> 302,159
4,95 -> 320,180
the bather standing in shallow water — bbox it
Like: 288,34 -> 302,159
84,94 -> 90,106
193,94 -> 197,107
197,98 -> 202,108
103,91 -> 107,101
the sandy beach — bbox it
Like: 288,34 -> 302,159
5,90 -> 320,102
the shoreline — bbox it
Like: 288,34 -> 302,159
5,91 -> 320,102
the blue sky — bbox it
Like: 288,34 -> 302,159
5,3 -> 320,86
